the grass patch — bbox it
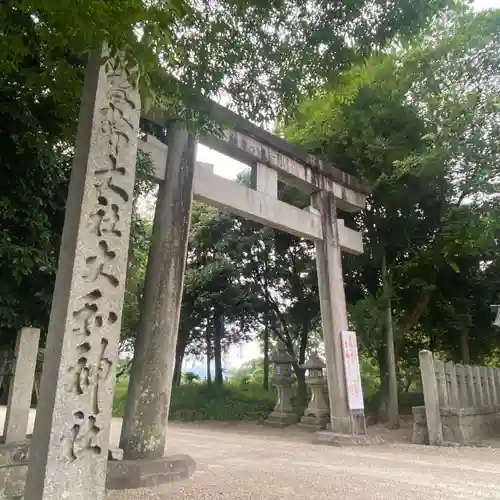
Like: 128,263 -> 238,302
112,378 -> 424,421
113,377 -> 129,417
169,383 -> 277,421
113,380 -> 277,421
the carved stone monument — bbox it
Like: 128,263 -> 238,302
265,343 -> 298,427
298,353 -> 329,431
24,50 -> 141,499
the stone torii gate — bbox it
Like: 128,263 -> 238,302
23,51 -> 370,500
117,95 -> 371,455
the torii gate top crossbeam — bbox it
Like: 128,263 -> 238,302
139,134 -> 363,255
142,97 -> 371,213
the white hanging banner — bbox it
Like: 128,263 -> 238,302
341,330 -> 364,410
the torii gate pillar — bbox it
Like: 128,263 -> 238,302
312,192 -> 366,438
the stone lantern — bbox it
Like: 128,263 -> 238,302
298,353 -> 329,431
265,342 -> 298,427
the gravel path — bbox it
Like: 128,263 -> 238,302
111,421 -> 500,500
3,408 -> 500,499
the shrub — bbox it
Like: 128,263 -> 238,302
113,380 -> 278,421
112,374 -> 423,421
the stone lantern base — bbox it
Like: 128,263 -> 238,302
265,410 -> 299,428
298,414 -> 329,431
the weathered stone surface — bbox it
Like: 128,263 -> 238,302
24,48 -> 141,500
0,443 -> 29,500
3,329 -> 40,445
106,454 -> 196,490
0,443 -> 29,469
0,464 -> 27,500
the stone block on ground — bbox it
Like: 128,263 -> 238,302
412,406 -> 429,445
315,431 -> 384,446
106,454 -> 196,490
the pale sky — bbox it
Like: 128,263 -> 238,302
474,0 -> 500,8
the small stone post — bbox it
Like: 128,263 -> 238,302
298,353 -> 329,431
419,350 -> 443,446
265,343 -> 298,427
3,327 -> 40,443
25,49 -> 141,500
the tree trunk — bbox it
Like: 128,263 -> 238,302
173,337 -> 187,387
382,253 -> 399,429
294,362 -> 307,408
263,264 -> 271,391
376,345 -> 389,423
299,325 -> 308,366
263,318 -> 270,391
214,311 -> 224,385
206,325 -> 212,384
460,330 -> 470,364
119,125 -> 195,460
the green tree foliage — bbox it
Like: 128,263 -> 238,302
0,0 -> 446,346
0,22 -> 75,345
1,0 -> 447,122
229,358 -> 265,385
8,0 -> 500,426
281,7 -> 500,417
